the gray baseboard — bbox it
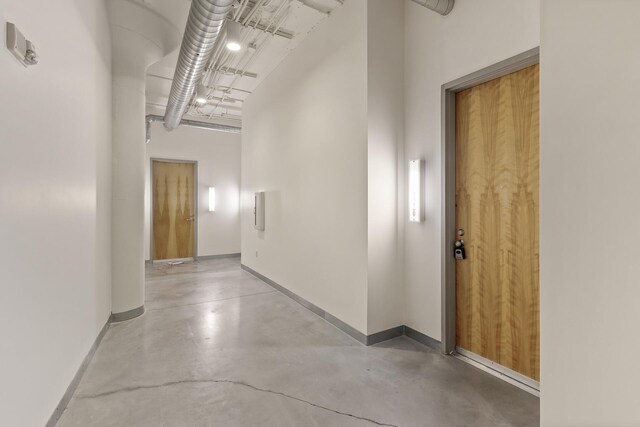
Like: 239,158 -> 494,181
241,264 -> 441,350
241,264 -> 368,344
403,325 -> 442,351
110,305 -> 145,322
196,253 -> 241,261
366,326 -> 405,346
48,304 -> 149,426
46,320 -> 110,427
324,312 -> 367,344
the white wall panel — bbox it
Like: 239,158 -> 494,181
540,1 -> 640,424
241,0 -> 369,333
0,0 -> 112,424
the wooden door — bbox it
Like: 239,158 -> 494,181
455,64 -> 539,381
152,161 -> 196,260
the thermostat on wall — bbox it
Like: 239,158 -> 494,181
6,22 -> 39,67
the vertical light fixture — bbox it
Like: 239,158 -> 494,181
195,83 -> 208,105
409,159 -> 423,222
209,187 -> 216,212
225,21 -> 243,52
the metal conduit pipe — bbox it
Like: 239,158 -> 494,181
164,0 -> 235,130
410,0 -> 454,15
147,114 -> 240,143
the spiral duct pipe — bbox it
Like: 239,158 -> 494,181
410,0 -> 454,16
163,0 -> 234,130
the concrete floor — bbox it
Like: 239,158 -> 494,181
57,257 -> 539,427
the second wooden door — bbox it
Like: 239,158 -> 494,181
152,160 -> 196,260
455,64 -> 540,381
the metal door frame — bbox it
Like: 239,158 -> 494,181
440,47 -> 540,391
150,158 -> 199,262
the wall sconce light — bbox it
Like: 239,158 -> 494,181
209,187 -> 216,212
409,159 -> 423,222
254,191 -> 265,231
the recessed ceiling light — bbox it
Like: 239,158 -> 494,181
226,41 -> 242,51
225,21 -> 243,52
195,83 -> 208,105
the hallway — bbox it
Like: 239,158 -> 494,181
57,258 -> 538,427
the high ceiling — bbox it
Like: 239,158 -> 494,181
144,0 -> 343,127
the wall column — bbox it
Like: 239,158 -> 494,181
107,0 -> 179,318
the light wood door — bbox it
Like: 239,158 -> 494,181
455,64 -> 539,381
152,161 -> 196,260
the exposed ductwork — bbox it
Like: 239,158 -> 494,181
147,114 -> 240,143
410,0 -> 454,16
163,0 -> 235,130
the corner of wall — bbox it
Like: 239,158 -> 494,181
366,0 -> 406,335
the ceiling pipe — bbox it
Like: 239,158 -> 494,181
147,114 -> 240,143
163,0 -> 235,130
410,0 -> 454,15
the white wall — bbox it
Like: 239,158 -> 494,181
0,0 -> 112,425
540,1 -> 640,425
403,0 -> 540,340
242,0 -> 369,333
367,0 -> 405,334
145,122 -> 241,259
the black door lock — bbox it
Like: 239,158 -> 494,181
454,240 -> 466,260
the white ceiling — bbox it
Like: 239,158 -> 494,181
144,0 -> 343,127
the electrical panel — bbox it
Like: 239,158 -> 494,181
254,192 -> 265,231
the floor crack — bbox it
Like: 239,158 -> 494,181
145,290 -> 278,311
76,379 -> 399,427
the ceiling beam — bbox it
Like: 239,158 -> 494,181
237,18 -> 295,39
212,66 -> 258,79
146,92 -> 243,104
297,0 -> 331,15
146,101 -> 243,113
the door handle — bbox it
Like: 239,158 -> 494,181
186,216 -> 195,222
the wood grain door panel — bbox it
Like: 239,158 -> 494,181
152,161 -> 196,260
455,64 -> 540,381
